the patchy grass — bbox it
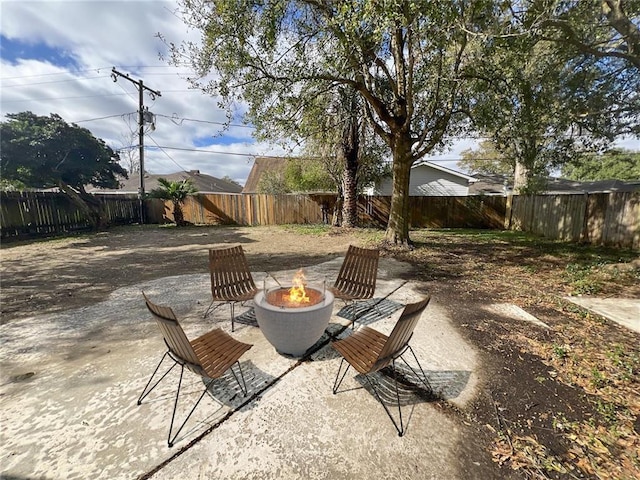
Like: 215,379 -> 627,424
383,229 -> 640,479
280,224 -> 332,235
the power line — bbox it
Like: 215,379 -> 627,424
0,67 -> 113,80
155,113 -> 253,129
1,75 -> 111,88
148,145 -> 260,156
146,135 -> 190,173
1,92 -> 134,104
155,89 -> 203,93
72,113 -> 136,124
0,65 -> 186,81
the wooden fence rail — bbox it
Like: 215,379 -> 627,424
1,191 -> 637,249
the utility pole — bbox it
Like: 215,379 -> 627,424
111,67 -> 161,224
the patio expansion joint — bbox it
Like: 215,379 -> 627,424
136,352 -> 312,480
137,282 -> 421,479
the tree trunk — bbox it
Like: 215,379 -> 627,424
173,201 -> 186,226
384,137 -> 413,246
513,160 -> 529,194
332,193 -> 343,227
341,115 -> 359,228
341,167 -> 357,227
58,181 -> 108,230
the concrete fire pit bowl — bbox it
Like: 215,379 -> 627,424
254,287 -> 334,357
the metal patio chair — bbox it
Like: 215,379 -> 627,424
138,292 -> 253,447
331,296 -> 432,437
329,245 -> 380,322
206,245 -> 259,331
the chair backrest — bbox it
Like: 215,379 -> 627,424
373,296 -> 431,371
333,245 -> 379,299
142,292 -> 201,371
209,245 -> 257,301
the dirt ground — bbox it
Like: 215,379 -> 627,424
1,224 -> 639,479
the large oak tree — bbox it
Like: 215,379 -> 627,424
165,0 -> 494,246
0,112 -> 127,229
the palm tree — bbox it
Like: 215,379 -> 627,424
149,178 -> 197,226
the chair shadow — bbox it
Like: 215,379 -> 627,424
167,360 -> 275,445
233,306 -> 259,327
331,366 -> 472,436
335,298 -> 404,327
203,360 -> 274,406
335,364 -> 472,406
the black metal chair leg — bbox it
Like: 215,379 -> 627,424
228,361 -> 249,396
167,366 -> 215,447
332,358 -> 351,394
392,360 -> 404,437
400,345 -> 433,393
230,302 -> 236,332
137,351 -> 176,405
203,300 -> 223,318
364,367 -> 405,437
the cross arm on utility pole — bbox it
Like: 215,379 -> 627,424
111,68 -> 162,99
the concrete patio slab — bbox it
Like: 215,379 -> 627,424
481,303 -> 551,329
1,257 -> 481,479
564,297 -> 640,334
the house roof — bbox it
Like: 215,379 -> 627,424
469,174 -> 511,195
87,170 -> 243,194
545,178 -> 640,194
412,160 -> 477,182
242,157 -> 289,193
469,173 -> 640,195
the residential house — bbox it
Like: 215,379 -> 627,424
371,160 -> 477,196
242,157 -> 289,193
470,173 -> 640,195
87,170 -> 243,194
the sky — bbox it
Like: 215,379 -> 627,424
1,1 -> 638,187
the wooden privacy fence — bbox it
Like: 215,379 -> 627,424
147,193 -> 507,230
509,192 -> 640,250
1,190 -> 637,249
0,191 -> 139,241
146,194 -> 330,226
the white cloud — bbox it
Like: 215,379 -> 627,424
2,0 -> 637,187
0,0 -> 270,185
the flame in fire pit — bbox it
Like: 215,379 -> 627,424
263,269 -> 325,308
286,269 -> 310,305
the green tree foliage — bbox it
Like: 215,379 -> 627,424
458,140 -> 514,177
256,158 -> 335,194
536,0 -> 640,137
284,159 -> 335,192
460,2 -> 639,193
562,149 -> 640,181
467,7 -> 619,193
149,178 -> 197,226
0,111 -> 126,229
257,170 -> 288,194
164,0 -> 495,246
540,0 -> 640,70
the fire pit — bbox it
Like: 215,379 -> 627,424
254,270 -> 334,357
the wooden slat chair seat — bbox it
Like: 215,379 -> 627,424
331,296 -> 432,437
138,292 -> 253,447
206,245 -> 259,331
328,245 -> 380,322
